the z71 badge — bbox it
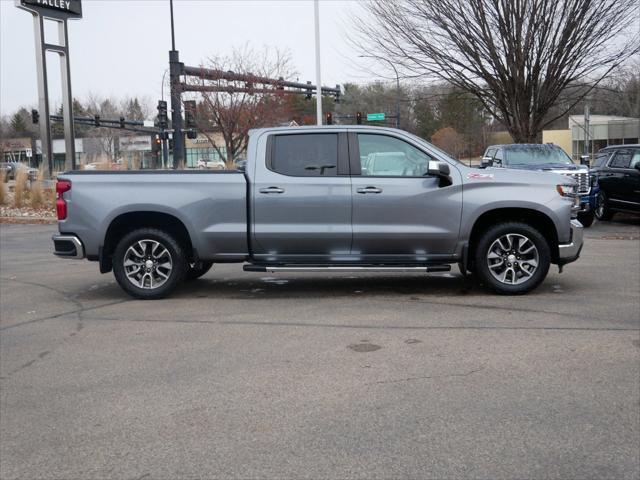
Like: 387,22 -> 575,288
467,172 -> 494,180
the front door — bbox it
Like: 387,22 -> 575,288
604,149 -> 640,210
252,131 -> 352,262
349,132 -> 463,263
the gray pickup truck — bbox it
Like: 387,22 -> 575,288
52,126 -> 583,299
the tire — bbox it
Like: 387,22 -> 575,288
186,260 -> 213,281
112,228 -> 187,299
595,191 -> 614,221
474,222 -> 551,295
577,210 -> 595,228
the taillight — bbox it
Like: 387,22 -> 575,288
56,179 -> 71,220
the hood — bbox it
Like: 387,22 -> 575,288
465,166 -> 576,187
505,163 -> 586,172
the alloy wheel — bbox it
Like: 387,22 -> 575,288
123,239 -> 173,289
486,233 -> 539,285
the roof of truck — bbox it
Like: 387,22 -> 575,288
249,125 -> 405,135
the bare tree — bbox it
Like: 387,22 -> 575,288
189,46 -> 297,167
352,0 -> 640,142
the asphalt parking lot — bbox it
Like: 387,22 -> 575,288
1,219 -> 639,479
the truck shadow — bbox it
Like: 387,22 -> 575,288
172,273 -> 497,300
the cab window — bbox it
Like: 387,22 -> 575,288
270,134 -> 338,176
609,150 -> 632,169
358,134 -> 432,177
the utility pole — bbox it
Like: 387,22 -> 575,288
313,0 -> 322,125
169,0 -> 184,169
584,104 -> 590,159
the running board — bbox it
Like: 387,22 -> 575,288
243,265 -> 452,273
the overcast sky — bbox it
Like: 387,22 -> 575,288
0,0 -> 379,116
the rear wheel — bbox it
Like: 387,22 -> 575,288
113,228 -> 187,299
474,222 -> 550,295
186,260 -> 213,281
577,210 -> 595,227
595,192 -> 614,221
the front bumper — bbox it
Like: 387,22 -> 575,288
557,219 -> 583,266
52,234 -> 85,259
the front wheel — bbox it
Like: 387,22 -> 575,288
595,192 -> 614,221
113,228 -> 187,299
474,222 -> 551,295
577,210 -> 595,228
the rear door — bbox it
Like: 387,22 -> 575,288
349,131 -> 463,263
603,149 -> 639,207
252,131 -> 352,262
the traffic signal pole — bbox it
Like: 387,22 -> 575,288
169,50 -> 184,169
168,0 -> 184,169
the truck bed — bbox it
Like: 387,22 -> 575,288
58,170 -> 249,261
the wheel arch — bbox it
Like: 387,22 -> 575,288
101,211 -> 195,273
467,208 -> 560,268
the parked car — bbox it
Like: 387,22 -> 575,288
1,161 -> 38,182
52,126 -> 583,299
590,144 -> 640,220
197,158 -> 225,170
481,143 -> 596,227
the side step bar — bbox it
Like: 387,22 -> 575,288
243,265 -> 452,273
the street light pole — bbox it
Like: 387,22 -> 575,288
359,55 -> 400,129
313,0 -> 323,125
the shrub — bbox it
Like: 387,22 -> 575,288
0,170 -> 6,205
13,169 -> 28,208
30,179 -> 44,209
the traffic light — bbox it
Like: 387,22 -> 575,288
184,100 -> 197,139
119,116 -> 125,129
356,112 -> 362,125
151,134 -> 162,156
157,100 -> 168,129
184,100 -> 196,129
31,109 -> 39,124
94,115 -> 101,127
305,81 -> 313,100
326,112 -> 333,125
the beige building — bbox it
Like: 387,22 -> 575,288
544,115 -> 639,160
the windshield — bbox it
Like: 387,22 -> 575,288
505,145 -> 573,167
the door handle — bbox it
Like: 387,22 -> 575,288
259,187 -> 285,194
356,186 -> 383,194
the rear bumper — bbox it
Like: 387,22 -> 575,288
52,235 -> 85,259
557,219 -> 583,265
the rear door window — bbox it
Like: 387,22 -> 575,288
270,134 -> 338,176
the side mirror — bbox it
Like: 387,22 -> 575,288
580,155 -> 590,167
481,156 -> 493,168
634,163 -> 640,172
428,160 -> 452,186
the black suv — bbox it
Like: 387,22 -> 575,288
591,145 -> 640,220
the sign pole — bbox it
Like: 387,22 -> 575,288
16,0 -> 82,177
58,19 -> 77,171
32,14 -> 53,178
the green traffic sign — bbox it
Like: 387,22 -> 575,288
367,113 -> 385,121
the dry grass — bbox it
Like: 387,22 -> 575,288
13,169 -> 28,208
30,179 -> 44,209
0,170 -> 6,205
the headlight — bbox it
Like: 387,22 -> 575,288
556,184 -> 576,197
